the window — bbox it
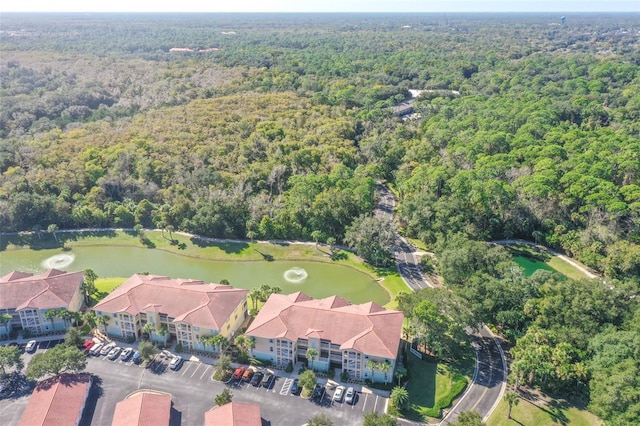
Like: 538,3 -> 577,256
270,347 -> 273,352
269,339 -> 273,343
194,326 -> 200,331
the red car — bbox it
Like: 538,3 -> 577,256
82,340 -> 95,353
232,366 -> 245,380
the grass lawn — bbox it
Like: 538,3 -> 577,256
401,347 -> 474,421
487,391 -> 602,426
91,277 -> 127,304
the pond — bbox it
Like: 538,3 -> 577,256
0,246 -> 389,305
513,256 -> 557,276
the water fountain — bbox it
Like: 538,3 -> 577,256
283,267 -> 308,283
41,253 -> 76,270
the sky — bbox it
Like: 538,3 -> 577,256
1,0 -> 638,13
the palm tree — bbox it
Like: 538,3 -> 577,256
0,313 -> 12,338
142,322 -> 154,339
199,335 -> 212,351
504,391 -> 520,419
379,360 -> 392,384
395,366 -> 407,386
157,326 -> 168,343
97,314 -> 110,333
306,348 -> 318,370
234,334 -> 255,357
366,359 -> 379,381
248,288 -> 261,311
166,224 -> 175,241
83,311 -> 98,330
58,308 -> 73,329
83,269 -> 98,306
44,309 -> 59,332
390,387 -> 409,411
47,224 -> 59,246
212,334 -> 229,353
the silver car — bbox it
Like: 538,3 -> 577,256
333,385 -> 346,402
345,386 -> 355,404
100,342 -> 116,356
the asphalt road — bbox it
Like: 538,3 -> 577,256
375,183 -> 433,291
375,183 -> 507,424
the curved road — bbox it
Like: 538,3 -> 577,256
375,183 -> 507,425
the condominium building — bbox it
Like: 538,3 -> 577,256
0,269 -> 84,337
246,292 -> 404,383
93,274 -> 248,351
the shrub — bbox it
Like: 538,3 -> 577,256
175,343 -> 183,353
285,360 -> 294,373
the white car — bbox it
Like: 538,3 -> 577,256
25,340 -> 37,353
345,386 -> 355,404
107,347 -> 122,360
100,342 -> 116,356
333,385 -> 345,402
169,356 -> 183,370
120,347 -> 134,361
89,342 -> 104,356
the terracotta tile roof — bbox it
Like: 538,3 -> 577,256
111,391 -> 171,426
93,274 -> 248,330
0,269 -> 83,311
246,293 -> 404,359
19,373 -> 92,426
204,402 -> 261,426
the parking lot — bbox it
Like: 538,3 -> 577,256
1,338 -> 388,426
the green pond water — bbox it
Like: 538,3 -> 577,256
0,246 -> 389,305
513,256 -> 556,276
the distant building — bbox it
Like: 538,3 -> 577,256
204,402 -> 262,426
93,274 -> 248,351
19,373 -> 92,426
112,390 -> 172,426
0,269 -> 84,337
246,292 -> 404,382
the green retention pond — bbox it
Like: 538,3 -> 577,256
0,245 -> 389,306
513,256 -> 557,276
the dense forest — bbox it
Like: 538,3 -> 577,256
1,13 -> 639,423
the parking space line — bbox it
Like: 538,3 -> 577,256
200,365 -> 210,380
190,363 -> 202,378
181,362 -> 192,376
373,395 -> 379,413
360,393 -> 367,411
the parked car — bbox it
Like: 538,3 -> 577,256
107,347 -> 122,360
250,371 -> 264,387
82,340 -> 95,353
232,366 -> 245,380
89,343 -> 104,356
169,356 -> 183,370
120,347 -> 134,361
100,342 -> 116,356
132,350 -> 141,364
312,383 -> 325,400
25,340 -> 37,353
290,379 -> 299,395
242,368 -> 254,382
333,385 -> 345,402
262,372 -> 275,389
345,386 -> 355,404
